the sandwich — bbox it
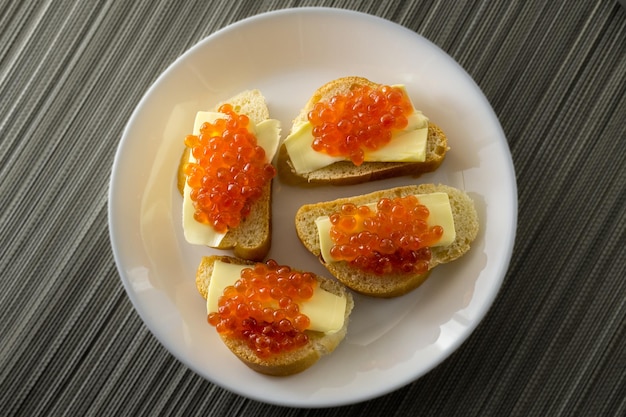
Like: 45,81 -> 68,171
178,90 -> 280,261
277,76 -> 448,185
294,184 -> 479,297
195,255 -> 354,376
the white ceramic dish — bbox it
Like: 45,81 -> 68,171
109,7 -> 517,408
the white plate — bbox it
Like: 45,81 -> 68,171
108,7 -> 517,407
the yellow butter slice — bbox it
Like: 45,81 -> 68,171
316,192 -> 456,263
207,260 -> 347,334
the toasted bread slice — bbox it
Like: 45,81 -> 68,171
196,255 -> 354,376
178,90 -> 276,261
277,76 -> 449,185
294,184 -> 479,297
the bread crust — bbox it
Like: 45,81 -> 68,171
178,90 -> 275,261
277,76 -> 449,186
196,255 -> 354,376
294,184 -> 479,297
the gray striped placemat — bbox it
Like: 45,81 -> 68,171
1,0 -> 625,415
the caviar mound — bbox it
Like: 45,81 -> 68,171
208,259 -> 315,359
328,196 -> 443,276
196,256 -> 354,376
184,104 -> 276,234
277,76 -> 449,186
308,84 -> 413,165
295,184 -> 479,298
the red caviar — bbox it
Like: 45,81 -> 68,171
184,104 -> 276,233
207,260 -> 315,359
307,84 -> 414,165
329,195 -> 443,275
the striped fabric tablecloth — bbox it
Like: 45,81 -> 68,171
2,1 -> 625,415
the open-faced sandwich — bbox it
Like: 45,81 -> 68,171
277,76 -> 448,185
295,184 -> 479,297
195,255 -> 354,376
178,90 -> 281,261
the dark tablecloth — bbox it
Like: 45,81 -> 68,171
2,0 -> 625,415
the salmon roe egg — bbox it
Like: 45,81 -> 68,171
328,195 -> 444,275
184,104 -> 276,233
207,260 -> 316,359
307,84 -> 414,165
